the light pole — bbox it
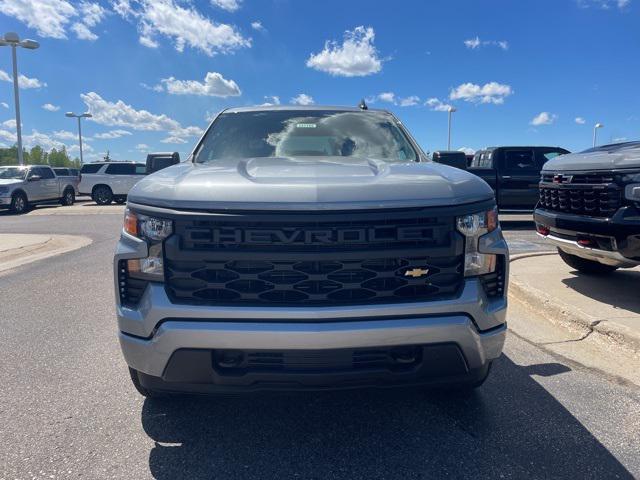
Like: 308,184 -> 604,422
593,123 -> 603,148
0,32 -> 40,166
65,112 -> 92,166
447,106 -> 457,150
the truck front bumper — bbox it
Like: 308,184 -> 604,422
115,227 -> 508,392
534,206 -> 640,267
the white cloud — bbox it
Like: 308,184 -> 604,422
1,102 -> 8,109
425,97 -> 453,112
211,0 -> 241,12
251,20 -> 264,31
93,129 -> 133,139
458,147 -> 476,155
0,70 -> 47,89
0,0 -> 105,40
260,95 -> 280,106
530,112 -> 557,126
22,130 -> 66,151
377,92 -> 396,103
115,0 -> 251,56
306,26 -> 383,77
53,129 -> 77,140
160,72 -> 241,97
291,93 -> 315,105
575,117 -> 586,124
0,129 -> 15,143
464,36 -> 481,49
42,103 -> 60,111
160,136 -> 188,144
135,143 -> 150,151
71,22 -> 98,40
449,82 -> 513,104
140,82 -> 163,92
464,36 -> 509,50
577,0 -> 630,9
2,119 -> 16,129
81,91 -> 179,131
399,95 -> 420,107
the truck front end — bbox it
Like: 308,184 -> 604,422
114,106 -> 508,395
534,142 -> 640,271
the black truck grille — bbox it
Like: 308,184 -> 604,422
539,184 -> 621,217
164,210 -> 464,307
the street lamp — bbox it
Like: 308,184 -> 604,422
65,112 -> 92,165
447,106 -> 457,150
592,123 -> 604,148
0,32 -> 40,166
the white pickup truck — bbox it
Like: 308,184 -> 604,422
0,165 -> 77,214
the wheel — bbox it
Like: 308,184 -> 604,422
114,196 -> 127,205
60,188 -> 75,206
10,192 -> 28,214
557,248 -> 618,275
93,185 -> 113,205
128,368 -> 165,398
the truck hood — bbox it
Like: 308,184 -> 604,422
543,143 -> 640,172
0,179 -> 24,186
128,157 -> 494,211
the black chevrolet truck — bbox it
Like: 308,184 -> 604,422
534,141 -> 640,274
469,146 -> 570,210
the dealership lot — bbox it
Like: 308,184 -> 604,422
1,210 -> 639,479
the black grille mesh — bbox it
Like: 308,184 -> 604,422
539,185 -> 621,217
117,260 -> 147,307
164,211 -> 464,306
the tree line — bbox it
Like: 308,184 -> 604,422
0,145 -> 81,167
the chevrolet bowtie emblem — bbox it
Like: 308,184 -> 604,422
404,268 -> 429,278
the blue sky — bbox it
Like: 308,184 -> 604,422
0,0 -> 638,162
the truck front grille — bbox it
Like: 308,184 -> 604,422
539,182 -> 621,217
164,209 -> 464,307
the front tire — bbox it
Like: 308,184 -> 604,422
60,188 -> 75,206
128,368 -> 165,398
93,185 -> 113,205
557,248 -> 618,275
10,192 -> 28,214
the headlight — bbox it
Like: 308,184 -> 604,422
123,208 -> 173,280
621,172 -> 640,202
456,208 -> 498,277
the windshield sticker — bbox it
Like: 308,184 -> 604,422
296,123 -> 317,128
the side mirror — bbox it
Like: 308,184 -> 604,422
28,174 -> 41,182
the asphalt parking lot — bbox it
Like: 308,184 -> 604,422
1,207 -> 639,479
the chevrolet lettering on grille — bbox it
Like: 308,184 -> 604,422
205,226 -> 435,246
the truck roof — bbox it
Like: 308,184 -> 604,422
222,105 -> 389,114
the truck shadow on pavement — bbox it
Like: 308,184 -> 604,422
141,355 -> 632,479
563,269 -> 640,316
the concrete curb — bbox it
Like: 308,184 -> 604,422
508,252 -> 640,353
0,234 -> 93,274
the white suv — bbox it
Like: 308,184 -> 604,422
78,162 -> 146,205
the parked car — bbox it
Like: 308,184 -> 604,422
468,146 -> 570,210
78,161 -> 146,205
0,165 -> 77,214
431,150 -> 468,170
115,105 -> 509,397
146,152 -> 180,174
534,141 -> 640,274
53,167 -> 79,177
53,168 -> 80,195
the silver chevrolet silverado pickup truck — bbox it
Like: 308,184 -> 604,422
114,106 -> 509,396
0,165 -> 77,214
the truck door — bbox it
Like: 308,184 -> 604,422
497,148 -> 540,209
38,167 -> 60,199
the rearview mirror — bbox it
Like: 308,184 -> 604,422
146,152 -> 180,174
28,174 -> 41,182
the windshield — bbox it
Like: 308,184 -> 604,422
0,167 -> 27,180
195,110 -> 418,163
